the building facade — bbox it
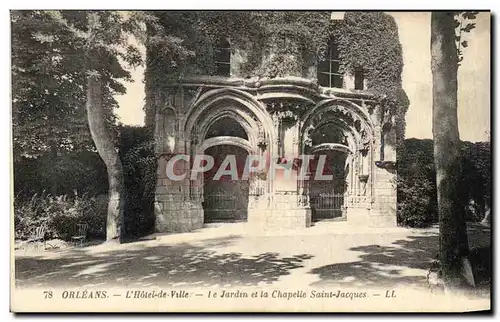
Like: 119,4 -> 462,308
150,16 -> 399,233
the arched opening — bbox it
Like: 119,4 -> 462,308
184,88 -> 276,155
205,116 -> 248,140
200,115 -> 251,223
310,122 -> 348,146
306,122 -> 350,222
202,144 -> 249,223
184,89 -> 276,227
308,150 -> 348,221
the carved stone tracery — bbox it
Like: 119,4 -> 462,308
154,78 -> 396,232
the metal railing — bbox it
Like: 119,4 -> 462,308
203,193 -> 248,223
310,193 -> 345,221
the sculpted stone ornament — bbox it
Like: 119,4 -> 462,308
190,132 -> 199,147
152,50 -> 396,241
186,86 -> 204,110
257,138 -> 268,151
357,135 -> 371,154
257,126 -> 268,150
303,136 -> 313,148
162,94 -> 175,111
358,174 -> 369,196
375,160 -> 396,170
255,170 -> 267,181
154,92 -> 164,107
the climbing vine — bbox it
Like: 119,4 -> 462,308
192,12 -> 332,78
454,11 -> 479,66
336,12 -> 410,151
145,11 -> 409,148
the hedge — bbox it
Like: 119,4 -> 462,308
397,138 -> 491,227
14,125 -> 156,240
14,131 -> 491,236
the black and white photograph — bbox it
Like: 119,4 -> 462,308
9,9 -> 491,312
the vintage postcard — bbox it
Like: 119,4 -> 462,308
10,10 -> 491,313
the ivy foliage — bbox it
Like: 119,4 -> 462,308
146,11 -> 409,138
11,10 -> 144,158
119,125 -> 157,238
337,12 -> 410,149
397,138 -> 491,227
238,12 -> 332,78
145,11 -> 332,81
338,13 -> 408,110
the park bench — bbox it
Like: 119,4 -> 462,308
71,222 -> 88,247
23,225 -> 47,252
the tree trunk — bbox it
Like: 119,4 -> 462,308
481,204 -> 490,225
86,73 -> 125,242
431,12 -> 470,288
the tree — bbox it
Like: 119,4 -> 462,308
12,10 -> 196,241
430,12 -> 473,288
48,11 -> 146,241
11,11 -> 93,160
12,11 -> 143,241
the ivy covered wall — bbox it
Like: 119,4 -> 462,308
144,11 -> 410,149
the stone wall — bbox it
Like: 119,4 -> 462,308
152,78 -> 398,233
155,154 -> 204,232
247,194 -> 312,232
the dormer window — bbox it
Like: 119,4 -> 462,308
317,39 -> 343,88
354,68 -> 365,90
330,12 -> 345,20
277,33 -> 290,50
214,37 -> 231,76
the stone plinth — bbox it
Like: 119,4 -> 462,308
152,76 -> 398,234
155,198 -> 204,233
248,194 -> 312,231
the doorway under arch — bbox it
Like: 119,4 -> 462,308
306,122 -> 351,222
201,116 -> 251,223
308,149 -> 349,221
202,144 -> 250,223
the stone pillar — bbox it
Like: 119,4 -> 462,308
345,148 -> 372,226
348,106 -> 397,228
155,154 -> 203,233
369,118 -> 397,226
360,150 -> 370,196
248,118 -> 311,231
344,72 -> 355,90
154,99 -> 204,233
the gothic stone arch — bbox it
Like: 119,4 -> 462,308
154,81 -> 397,233
299,99 -> 376,222
177,88 -> 277,228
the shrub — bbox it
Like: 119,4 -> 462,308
14,192 -> 107,241
119,126 -> 157,238
397,138 -> 491,228
397,139 -> 437,227
397,178 -> 437,227
13,151 -> 108,199
13,125 -> 158,241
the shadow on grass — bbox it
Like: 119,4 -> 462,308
309,223 -> 491,292
15,223 -> 490,292
309,235 -> 438,288
15,236 -> 313,288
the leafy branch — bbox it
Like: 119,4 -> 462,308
454,11 -> 479,66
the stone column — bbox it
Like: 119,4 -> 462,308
362,106 -> 397,227
360,150 -> 370,197
251,116 -> 311,231
154,106 -> 205,233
